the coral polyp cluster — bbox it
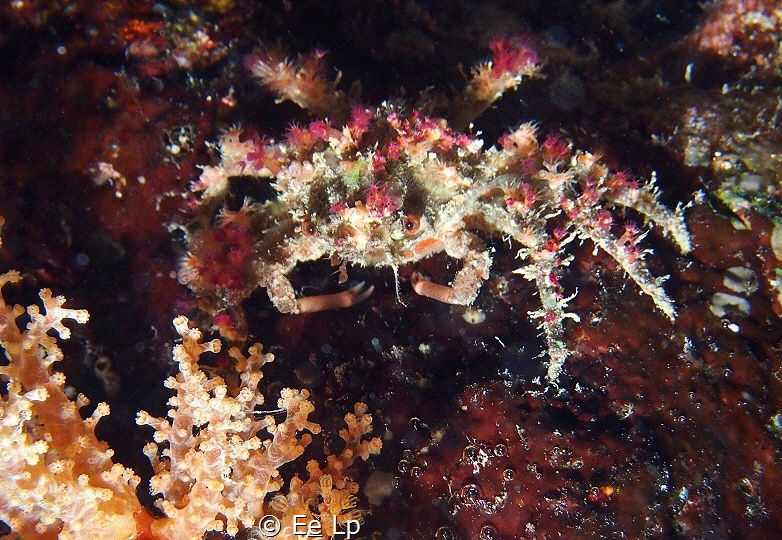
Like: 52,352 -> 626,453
0,272 -> 381,539
180,39 -> 691,382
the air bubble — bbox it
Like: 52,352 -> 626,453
434,525 -> 457,540
460,482 -> 481,505
74,252 -> 89,267
502,467 -> 516,482
479,522 -> 498,540
463,445 -> 477,461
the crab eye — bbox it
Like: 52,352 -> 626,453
403,214 -> 421,235
301,219 -> 318,237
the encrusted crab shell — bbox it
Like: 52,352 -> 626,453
180,40 -> 690,382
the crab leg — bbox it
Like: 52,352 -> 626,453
411,272 -> 460,304
410,250 -> 492,306
295,281 -> 375,313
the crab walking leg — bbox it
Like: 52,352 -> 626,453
296,282 -> 375,313
260,264 -> 300,313
411,250 -> 492,305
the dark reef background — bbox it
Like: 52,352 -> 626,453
1,1 -> 781,538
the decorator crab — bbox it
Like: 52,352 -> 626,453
180,38 -> 691,381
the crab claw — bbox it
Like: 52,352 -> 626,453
295,281 -> 375,313
410,272 -> 460,304
410,250 -> 491,305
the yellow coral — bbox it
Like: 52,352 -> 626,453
0,272 -> 141,540
0,274 -> 380,539
138,317 -> 381,539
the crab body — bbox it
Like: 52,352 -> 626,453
180,42 -> 690,381
248,118 -> 502,314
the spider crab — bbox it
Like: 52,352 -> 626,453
180,38 -> 691,381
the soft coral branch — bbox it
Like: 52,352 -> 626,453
450,36 -> 541,130
0,272 -> 143,540
0,274 -> 380,539
138,317 -> 380,539
246,47 -> 350,120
